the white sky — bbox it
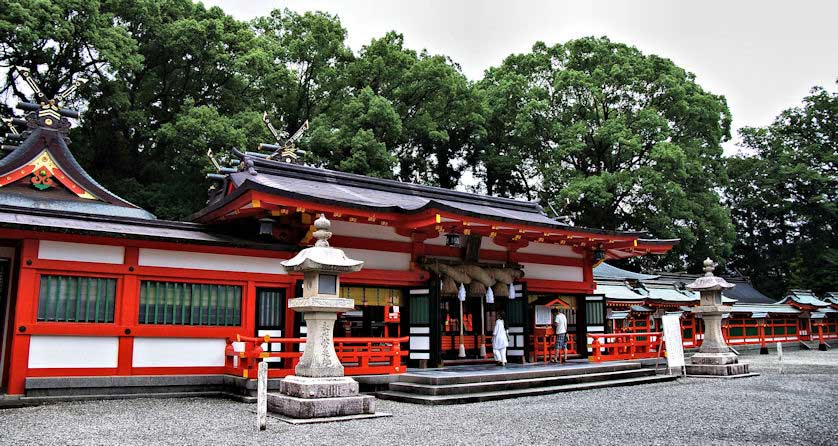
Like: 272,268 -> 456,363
203,0 -> 838,155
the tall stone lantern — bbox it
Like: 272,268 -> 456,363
684,258 -> 752,377
267,214 -> 378,419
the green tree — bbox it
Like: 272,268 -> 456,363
727,84 -> 838,297
478,37 -> 734,271
2,0 -> 269,218
250,9 -> 353,135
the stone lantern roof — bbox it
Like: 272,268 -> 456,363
280,214 -> 363,273
686,258 -> 735,292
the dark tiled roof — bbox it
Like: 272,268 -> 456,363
778,289 -> 830,307
0,204 -> 294,250
193,155 -> 651,237
720,280 -> 776,304
594,262 -> 660,280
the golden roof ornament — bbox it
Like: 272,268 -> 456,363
260,112 -> 308,164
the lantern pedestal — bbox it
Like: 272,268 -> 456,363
268,297 -> 376,419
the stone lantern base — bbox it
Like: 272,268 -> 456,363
685,352 -> 751,377
267,376 -> 376,419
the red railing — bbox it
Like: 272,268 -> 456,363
529,333 -> 577,362
588,332 -> 664,362
813,320 -> 838,343
225,334 -> 409,379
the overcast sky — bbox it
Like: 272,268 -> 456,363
204,0 -> 838,154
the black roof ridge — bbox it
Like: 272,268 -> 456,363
1,203 -> 203,231
0,203 -> 298,251
247,155 -> 546,214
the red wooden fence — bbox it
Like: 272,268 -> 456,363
225,334 -> 408,379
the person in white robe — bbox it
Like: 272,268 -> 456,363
492,312 -> 509,366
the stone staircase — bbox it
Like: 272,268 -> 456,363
376,361 -> 676,405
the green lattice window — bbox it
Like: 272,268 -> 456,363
409,295 -> 429,324
37,275 -> 117,323
586,300 -> 604,325
139,281 -> 242,326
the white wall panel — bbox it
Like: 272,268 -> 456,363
138,248 -> 286,274
521,263 -> 584,281
409,336 -> 430,350
518,243 -> 582,258
479,237 -> 506,251
29,336 -> 119,368
340,248 -> 411,270
38,241 -> 124,264
132,337 -> 226,367
329,220 -> 411,242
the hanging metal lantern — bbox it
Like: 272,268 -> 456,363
258,217 -> 275,237
444,232 -> 461,247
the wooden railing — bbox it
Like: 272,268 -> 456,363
225,334 -> 409,379
529,333 -> 577,362
588,332 -> 664,362
813,320 -> 838,344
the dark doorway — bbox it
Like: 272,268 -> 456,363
0,253 -> 15,390
255,288 -> 286,368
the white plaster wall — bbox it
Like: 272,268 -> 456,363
132,337 -> 226,367
28,336 -> 119,368
479,237 -> 506,251
38,241 -> 125,264
518,242 -> 582,258
521,263 -> 584,282
340,248 -> 411,270
138,248 -> 286,274
409,336 -> 430,350
329,220 -> 411,242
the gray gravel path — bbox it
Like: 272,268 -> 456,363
1,349 -> 836,446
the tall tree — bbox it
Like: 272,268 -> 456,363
2,0 -> 267,219
727,84 -> 838,297
304,31 -> 485,188
478,37 -> 734,271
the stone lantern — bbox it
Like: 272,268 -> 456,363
267,214 -> 378,419
684,258 -> 752,377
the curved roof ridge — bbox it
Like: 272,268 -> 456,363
248,155 -> 545,214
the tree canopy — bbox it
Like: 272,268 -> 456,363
726,85 -> 838,297
476,38 -> 735,270
4,1 -> 833,292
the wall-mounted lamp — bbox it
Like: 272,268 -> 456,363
258,217 -> 275,237
444,232 -> 461,247
592,247 -> 606,264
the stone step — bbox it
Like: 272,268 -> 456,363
0,391 -> 254,408
388,368 -> 653,396
398,362 -> 640,386
377,374 -> 677,405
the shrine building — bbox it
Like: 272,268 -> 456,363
0,88 -> 677,397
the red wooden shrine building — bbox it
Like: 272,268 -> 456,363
0,89 -> 677,397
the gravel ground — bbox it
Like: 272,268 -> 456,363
1,349 -> 836,446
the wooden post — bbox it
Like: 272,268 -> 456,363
257,361 -> 267,431
759,320 -> 768,355
458,300 -> 466,357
